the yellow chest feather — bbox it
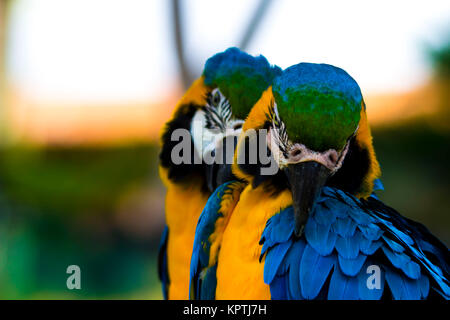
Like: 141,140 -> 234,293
216,186 -> 292,299
165,181 -> 209,300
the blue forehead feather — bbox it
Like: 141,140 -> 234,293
203,47 -> 280,86
202,47 -> 282,119
273,63 -> 363,105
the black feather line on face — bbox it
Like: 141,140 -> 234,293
234,100 -> 291,197
204,90 -> 232,131
267,102 -> 289,157
237,124 -> 289,197
159,103 -> 209,193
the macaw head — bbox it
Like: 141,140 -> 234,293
234,63 -> 380,235
159,47 -> 281,192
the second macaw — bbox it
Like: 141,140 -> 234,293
158,48 -> 281,299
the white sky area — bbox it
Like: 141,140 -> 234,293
6,0 -> 450,103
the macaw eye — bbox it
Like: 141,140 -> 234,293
291,149 -> 301,157
328,152 -> 338,164
212,90 -> 221,106
232,122 -> 242,130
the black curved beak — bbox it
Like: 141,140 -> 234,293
205,135 -> 238,192
284,161 -> 331,237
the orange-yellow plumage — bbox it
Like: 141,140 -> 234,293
354,103 -> 381,198
215,185 -> 292,299
164,179 -> 209,299
158,76 -> 209,299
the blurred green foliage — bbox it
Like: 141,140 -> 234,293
373,121 -> 450,245
0,144 -> 164,299
428,38 -> 450,79
0,145 -> 158,215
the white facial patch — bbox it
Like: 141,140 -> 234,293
190,88 -> 244,162
191,109 -> 223,159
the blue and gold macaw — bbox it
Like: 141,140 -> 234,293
158,48 -> 281,299
190,63 -> 449,299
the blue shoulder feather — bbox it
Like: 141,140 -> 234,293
189,181 -> 242,299
157,225 -> 170,299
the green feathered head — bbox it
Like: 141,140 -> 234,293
272,63 -> 362,151
203,47 -> 282,119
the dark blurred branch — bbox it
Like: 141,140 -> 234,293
170,0 -> 274,89
171,0 -> 194,89
0,0 -> 10,87
239,0 -> 273,51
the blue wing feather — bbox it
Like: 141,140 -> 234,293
357,261 -> 385,300
189,182 -> 237,299
362,196 -> 449,299
285,240 -> 305,299
261,186 -> 449,300
199,265 -> 217,300
264,241 -> 291,284
357,232 -> 382,255
270,275 -> 289,300
335,235 -> 360,259
338,254 -> 367,277
328,264 -> 360,300
299,244 -> 335,299
189,183 -> 230,299
333,216 -> 357,237
305,215 -> 336,256
384,265 -> 422,299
